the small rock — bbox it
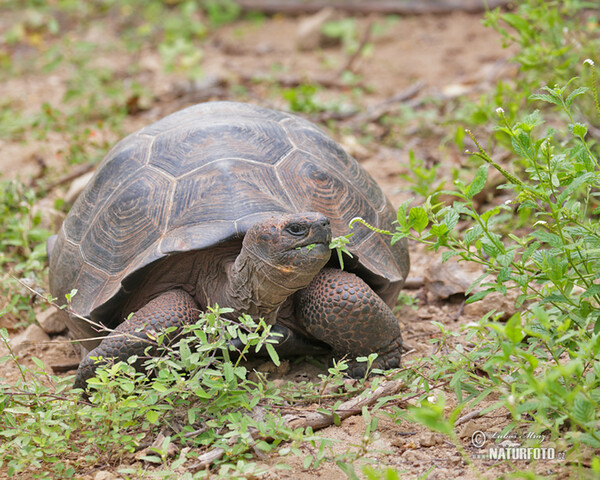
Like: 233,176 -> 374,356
94,471 -> 123,480
249,406 -> 268,423
65,170 -> 95,205
36,306 -> 67,334
322,382 -> 341,395
257,359 -> 290,375
94,472 -> 119,480
427,468 -> 454,480
458,420 -> 479,440
151,433 -> 179,458
425,257 -> 486,300
463,289 -> 520,321
10,324 -> 50,354
341,135 -> 370,160
296,8 -> 338,51
401,448 -> 431,463
171,73 -> 225,99
271,378 -> 286,389
136,433 -> 178,463
419,432 -> 441,447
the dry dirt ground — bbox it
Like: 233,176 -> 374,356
0,5 -> 575,480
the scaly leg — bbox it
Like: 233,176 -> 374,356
74,289 -> 198,390
296,268 -> 403,378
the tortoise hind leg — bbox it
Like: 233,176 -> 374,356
74,289 -> 198,390
296,268 -> 403,378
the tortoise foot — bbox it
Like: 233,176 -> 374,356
74,289 -> 198,390
297,268 -> 403,379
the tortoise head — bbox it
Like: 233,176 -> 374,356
243,212 -> 332,283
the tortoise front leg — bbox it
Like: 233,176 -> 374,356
296,268 -> 403,378
74,289 -> 198,390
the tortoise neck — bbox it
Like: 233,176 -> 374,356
227,246 -> 314,323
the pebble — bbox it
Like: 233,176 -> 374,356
401,448 -> 431,463
463,289 -> 520,321
36,306 -> 67,334
94,471 -> 121,480
419,432 -> 441,447
458,420 -> 479,440
10,324 -> 50,354
425,257 -> 485,300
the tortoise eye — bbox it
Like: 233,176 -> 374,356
286,223 -> 307,236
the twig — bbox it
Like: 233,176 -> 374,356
13,276 -> 161,352
284,378 -> 404,430
235,0 -> 511,16
345,81 -> 425,127
2,389 -> 96,407
403,276 -> 424,289
455,409 -> 482,426
453,299 -> 466,322
388,379 -> 451,407
337,17 -> 375,76
44,163 -> 96,192
236,71 -> 356,90
189,447 -> 226,470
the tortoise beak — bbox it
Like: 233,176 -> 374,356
308,216 -> 332,245
292,212 -> 331,247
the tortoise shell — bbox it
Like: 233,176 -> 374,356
49,102 -> 409,341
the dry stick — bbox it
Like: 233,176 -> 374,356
284,377 -> 404,429
336,17 -> 375,77
235,0 -> 511,15
401,276 -> 424,290
189,379 -> 404,470
455,409 -> 483,426
236,71 -> 353,90
44,163 -> 96,193
13,277 -> 167,369
345,81 -> 425,127
15,277 -> 131,339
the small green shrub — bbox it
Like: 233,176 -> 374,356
0,309 -> 274,477
485,0 -> 599,91
450,1 -> 600,155
0,180 -> 52,324
395,69 -> 600,462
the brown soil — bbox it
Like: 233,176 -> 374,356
0,5 -> 573,480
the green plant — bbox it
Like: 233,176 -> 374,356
458,0 -> 599,130
394,70 -> 600,462
485,1 -> 598,90
322,18 -> 369,57
0,180 -> 52,324
0,307 -> 288,477
398,150 -> 444,202
282,84 -> 325,114
203,0 -> 242,28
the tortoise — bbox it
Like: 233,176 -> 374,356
47,101 -> 409,389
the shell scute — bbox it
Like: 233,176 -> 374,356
80,169 -> 174,275
63,135 -> 151,244
149,120 -> 293,178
